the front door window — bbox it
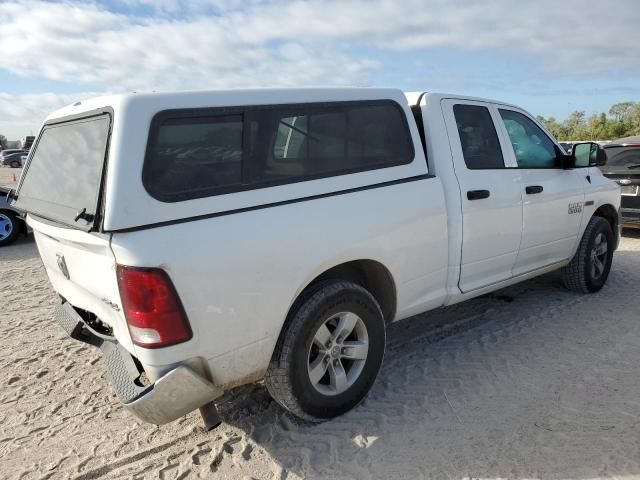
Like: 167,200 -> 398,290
499,109 -> 557,168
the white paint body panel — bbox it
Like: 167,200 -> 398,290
441,99 -> 523,292
25,88 -> 620,391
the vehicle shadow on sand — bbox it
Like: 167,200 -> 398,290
216,249 -> 640,479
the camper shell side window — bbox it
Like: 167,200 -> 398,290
142,100 -> 415,203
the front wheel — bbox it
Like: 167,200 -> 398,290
562,216 -> 614,293
10,161 -> 20,168
265,281 -> 385,422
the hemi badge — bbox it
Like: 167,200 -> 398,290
101,298 -> 121,312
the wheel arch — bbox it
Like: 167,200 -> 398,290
592,203 -> 619,248
292,259 -> 397,324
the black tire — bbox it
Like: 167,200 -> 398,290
10,161 -> 20,168
0,211 -> 20,247
265,281 -> 385,422
562,216 -> 613,293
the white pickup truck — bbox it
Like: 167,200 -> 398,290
12,88 -> 620,427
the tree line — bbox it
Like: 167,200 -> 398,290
537,101 -> 640,141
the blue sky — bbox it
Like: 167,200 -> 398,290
1,0 -> 639,139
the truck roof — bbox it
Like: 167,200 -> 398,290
45,87 -> 410,122
46,88 -> 523,124
405,91 -> 521,110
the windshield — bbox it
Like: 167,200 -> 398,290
604,146 -> 640,170
15,114 -> 110,229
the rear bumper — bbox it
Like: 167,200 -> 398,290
54,301 -> 222,424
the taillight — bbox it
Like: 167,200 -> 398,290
116,265 -> 192,348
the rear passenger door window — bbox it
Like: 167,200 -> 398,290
498,109 -> 557,168
453,104 -> 505,169
144,101 -> 414,202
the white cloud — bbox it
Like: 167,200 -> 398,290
0,0 -> 638,137
2,0 -> 638,93
0,92 -> 103,138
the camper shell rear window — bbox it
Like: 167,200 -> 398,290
143,100 -> 414,202
14,112 -> 111,230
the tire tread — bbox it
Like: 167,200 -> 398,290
265,281 -> 384,422
562,216 -> 610,293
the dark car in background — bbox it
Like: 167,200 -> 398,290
0,186 -> 27,246
601,135 -> 640,227
559,142 -> 574,154
0,149 -> 28,168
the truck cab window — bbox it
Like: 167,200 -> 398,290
453,104 -> 505,169
499,109 -> 557,168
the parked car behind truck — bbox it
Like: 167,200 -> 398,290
600,135 -> 640,227
0,186 -> 27,246
12,88 -> 621,426
0,149 -> 27,168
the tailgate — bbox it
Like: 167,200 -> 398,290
29,216 -> 132,349
11,109 -> 134,350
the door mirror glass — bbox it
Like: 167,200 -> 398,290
572,142 -> 604,168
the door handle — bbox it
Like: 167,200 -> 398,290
467,189 -> 490,200
525,185 -> 543,194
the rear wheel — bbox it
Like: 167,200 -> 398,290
0,211 -> 20,246
265,281 -> 385,422
10,161 -> 20,168
562,216 -> 613,293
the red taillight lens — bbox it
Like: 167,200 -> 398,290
116,265 -> 192,348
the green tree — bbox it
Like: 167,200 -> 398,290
586,113 -> 608,140
538,101 -> 639,141
630,104 -> 640,135
537,115 -> 566,139
609,102 -> 635,122
564,111 -> 589,140
0,134 -> 7,149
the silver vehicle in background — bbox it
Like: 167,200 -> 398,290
0,149 -> 28,168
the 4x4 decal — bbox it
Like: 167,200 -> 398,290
568,202 -> 583,215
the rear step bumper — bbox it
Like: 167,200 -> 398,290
54,301 -> 223,424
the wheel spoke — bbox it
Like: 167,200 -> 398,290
328,360 -> 348,393
594,243 -> 607,256
341,341 -> 368,360
313,324 -> 332,348
333,312 -> 359,341
308,355 -> 329,385
593,256 -> 604,276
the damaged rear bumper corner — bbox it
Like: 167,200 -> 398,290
53,301 -> 223,424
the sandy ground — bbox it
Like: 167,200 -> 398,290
2,211 -> 640,478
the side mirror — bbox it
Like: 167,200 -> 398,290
555,145 -> 575,169
571,142 -> 604,168
594,146 -> 607,166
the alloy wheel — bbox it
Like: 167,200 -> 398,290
590,232 -> 608,280
307,311 -> 369,396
